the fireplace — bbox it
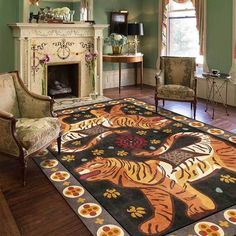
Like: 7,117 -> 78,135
47,63 -> 80,97
9,23 -> 108,97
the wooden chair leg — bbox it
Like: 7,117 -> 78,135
193,101 -> 197,120
57,136 -> 61,155
21,159 -> 27,186
155,99 -> 158,113
155,93 -> 158,113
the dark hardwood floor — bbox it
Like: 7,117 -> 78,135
0,85 -> 235,236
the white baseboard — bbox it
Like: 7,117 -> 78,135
102,68 -> 156,89
103,68 -> 135,89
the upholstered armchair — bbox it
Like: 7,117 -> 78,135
0,71 -> 61,185
155,56 -> 197,119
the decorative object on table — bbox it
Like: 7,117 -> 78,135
85,50 -> 98,99
39,54 -> 50,95
39,7 -> 72,23
211,69 -> 220,75
104,33 -> 127,55
52,7 -> 71,22
29,0 -> 40,23
128,23 -> 144,54
80,0 -> 93,21
35,98 -> 236,236
38,7 -> 53,22
69,10 -> 75,22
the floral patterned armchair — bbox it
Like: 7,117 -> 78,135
155,56 -> 197,119
0,71 -> 61,185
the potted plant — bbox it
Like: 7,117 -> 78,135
104,33 -> 127,54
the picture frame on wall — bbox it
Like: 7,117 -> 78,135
110,12 -> 128,36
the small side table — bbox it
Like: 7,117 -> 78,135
103,54 -> 143,93
202,72 -> 231,119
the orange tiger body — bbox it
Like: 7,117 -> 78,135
76,132 -> 236,235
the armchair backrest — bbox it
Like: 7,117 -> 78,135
0,73 -> 20,117
161,56 -> 196,88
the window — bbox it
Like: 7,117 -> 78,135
165,0 -> 203,66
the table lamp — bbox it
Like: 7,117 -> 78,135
128,23 -> 144,54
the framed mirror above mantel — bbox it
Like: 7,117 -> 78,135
22,0 -> 93,23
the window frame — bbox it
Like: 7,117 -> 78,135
165,1 -> 203,70
167,15 -> 196,56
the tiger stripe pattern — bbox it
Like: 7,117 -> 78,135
52,104 -> 172,153
75,131 -> 236,235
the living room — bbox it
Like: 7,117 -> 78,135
0,0 -> 236,236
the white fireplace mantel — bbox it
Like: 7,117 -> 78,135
9,23 -> 108,97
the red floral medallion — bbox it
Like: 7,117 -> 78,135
115,134 -> 148,149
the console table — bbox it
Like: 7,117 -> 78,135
103,54 -> 143,93
202,72 -> 231,119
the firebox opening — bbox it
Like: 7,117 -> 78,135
47,63 -> 79,98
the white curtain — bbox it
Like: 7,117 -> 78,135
230,0 -> 236,84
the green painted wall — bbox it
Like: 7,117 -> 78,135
40,1 -> 73,8
140,0 -> 158,69
0,0 -> 233,74
0,0 -> 19,73
207,0 -> 232,72
72,2 -> 81,21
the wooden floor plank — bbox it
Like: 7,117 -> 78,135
0,85 -> 235,236
0,189 -> 21,236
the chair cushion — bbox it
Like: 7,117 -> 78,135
156,85 -> 195,101
16,117 -> 60,154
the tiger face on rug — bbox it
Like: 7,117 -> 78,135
75,131 -> 236,235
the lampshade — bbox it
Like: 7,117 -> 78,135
128,23 -> 144,36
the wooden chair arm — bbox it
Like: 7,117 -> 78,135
0,110 -> 15,120
155,72 -> 162,89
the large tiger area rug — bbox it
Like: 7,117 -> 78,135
34,98 -> 236,236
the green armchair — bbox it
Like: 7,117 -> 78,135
155,56 -> 197,119
0,71 -> 61,185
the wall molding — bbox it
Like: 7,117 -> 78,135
103,67 -> 156,89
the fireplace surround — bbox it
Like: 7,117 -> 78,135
9,23 -> 108,98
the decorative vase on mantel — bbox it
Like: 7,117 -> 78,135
112,45 -> 122,55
